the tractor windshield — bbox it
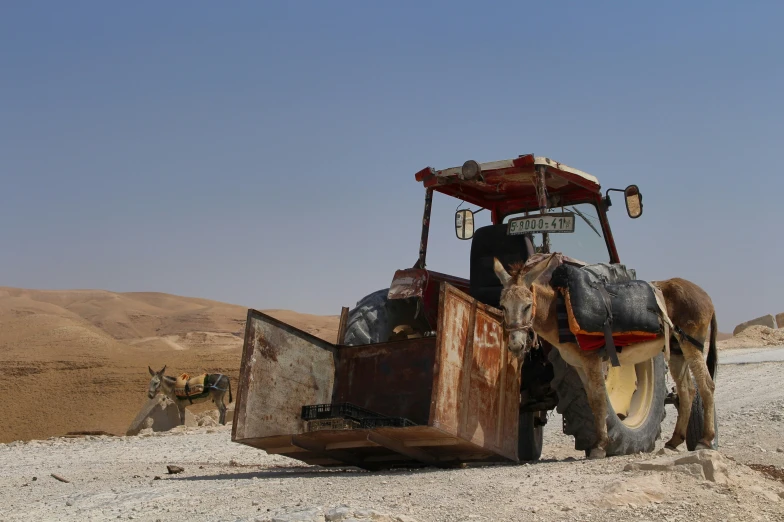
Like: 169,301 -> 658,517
503,202 -> 611,264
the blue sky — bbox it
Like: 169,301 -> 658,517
1,1 -> 782,331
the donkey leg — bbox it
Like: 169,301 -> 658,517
665,353 -> 693,450
581,356 -> 609,458
218,398 -> 227,425
212,389 -> 227,425
682,342 -> 716,449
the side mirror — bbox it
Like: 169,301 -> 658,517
455,209 -> 474,240
624,185 -> 643,218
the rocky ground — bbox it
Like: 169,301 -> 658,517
2,352 -> 783,522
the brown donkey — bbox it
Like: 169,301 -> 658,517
493,255 -> 717,458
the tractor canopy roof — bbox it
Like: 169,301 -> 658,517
415,153 -> 602,218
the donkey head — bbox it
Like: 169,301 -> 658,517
147,365 -> 167,399
493,258 -> 536,359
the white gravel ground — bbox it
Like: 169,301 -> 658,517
2,352 -> 784,522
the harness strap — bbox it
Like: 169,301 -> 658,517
595,284 -> 620,367
673,325 -> 705,353
206,374 -> 229,392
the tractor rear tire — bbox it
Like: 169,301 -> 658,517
518,410 -> 544,462
549,348 -> 667,456
343,289 -> 427,346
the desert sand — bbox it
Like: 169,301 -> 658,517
0,287 -> 339,443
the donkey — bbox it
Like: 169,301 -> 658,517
492,254 -> 717,458
147,366 -> 233,425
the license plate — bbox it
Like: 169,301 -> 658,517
507,212 -> 575,235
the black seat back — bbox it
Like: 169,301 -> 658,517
469,224 -> 535,308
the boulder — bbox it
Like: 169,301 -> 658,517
777,313 -> 784,329
126,396 -> 182,436
734,314 -> 776,336
624,449 -> 729,484
183,409 -> 199,428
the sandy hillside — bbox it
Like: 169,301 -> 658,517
0,287 -> 339,443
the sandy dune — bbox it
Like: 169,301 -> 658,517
0,287 -> 339,443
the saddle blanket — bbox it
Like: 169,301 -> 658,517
551,264 -> 662,350
174,373 -> 208,398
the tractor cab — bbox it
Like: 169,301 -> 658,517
387,154 -> 643,329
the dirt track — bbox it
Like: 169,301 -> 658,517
2,349 -> 783,522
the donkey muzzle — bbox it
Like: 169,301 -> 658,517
506,326 -> 535,359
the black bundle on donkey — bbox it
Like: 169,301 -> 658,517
550,263 -> 663,365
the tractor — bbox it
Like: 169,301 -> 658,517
231,154 -> 692,468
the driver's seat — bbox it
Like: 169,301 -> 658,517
469,224 -> 535,308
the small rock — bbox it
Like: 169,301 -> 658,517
166,465 -> 184,475
199,416 -> 218,428
777,448 -> 784,453
253,501 -> 260,506
624,450 -> 729,484
325,507 -> 351,521
66,500 -> 74,507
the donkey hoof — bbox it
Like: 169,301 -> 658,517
588,448 -> 607,459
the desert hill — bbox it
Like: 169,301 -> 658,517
0,287 -> 339,443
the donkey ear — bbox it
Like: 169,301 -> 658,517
148,366 -> 156,376
159,365 -> 166,375
493,258 -> 512,286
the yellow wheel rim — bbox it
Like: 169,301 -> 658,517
605,359 -> 655,429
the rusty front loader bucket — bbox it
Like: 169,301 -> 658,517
231,283 -> 521,470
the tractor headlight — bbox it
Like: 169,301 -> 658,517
460,160 -> 481,181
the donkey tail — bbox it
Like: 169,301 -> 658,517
707,312 -> 718,380
228,377 -> 233,404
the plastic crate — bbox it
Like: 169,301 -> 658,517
358,417 -> 417,429
306,418 -> 360,432
301,403 -> 387,421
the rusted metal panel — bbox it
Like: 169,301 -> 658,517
233,285 -> 521,468
232,309 -> 336,443
430,283 -> 521,461
430,284 -> 472,434
333,337 -> 437,424
388,269 -> 428,300
336,306 -> 349,345
388,268 -> 470,331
